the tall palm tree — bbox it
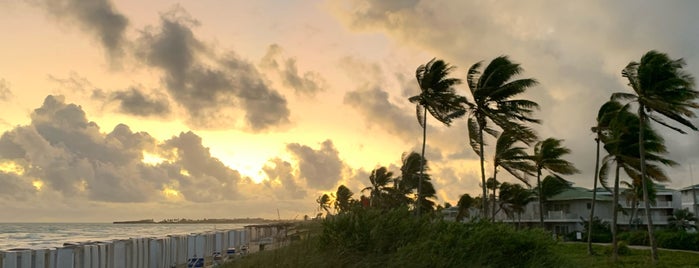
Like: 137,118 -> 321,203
362,167 -> 394,209
410,58 -> 465,217
588,100 -> 624,255
463,56 -> 540,215
598,104 -> 675,261
531,138 -> 579,228
490,130 -> 536,220
612,50 -> 699,262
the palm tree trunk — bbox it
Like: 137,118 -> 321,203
479,126 -> 487,217
612,163 -> 621,261
638,106 -> 659,262
418,107 -> 428,218
587,136 -> 601,255
537,169 -> 544,228
492,166 -> 498,222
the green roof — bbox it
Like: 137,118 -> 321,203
547,187 -> 613,202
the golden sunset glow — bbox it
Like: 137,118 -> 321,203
179,169 -> 191,177
0,160 -> 24,175
141,151 -> 168,166
32,180 -> 43,191
162,186 -> 183,201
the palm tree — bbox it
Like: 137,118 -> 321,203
490,130 -> 536,220
463,56 -> 540,215
316,193 -> 332,216
531,138 -> 579,228
362,167 -> 394,209
612,50 -> 699,262
621,179 -> 657,229
410,58 -> 465,217
598,104 -> 675,261
398,152 -> 438,214
509,185 -> 535,228
587,100 -> 624,255
668,209 -> 698,232
456,193 -> 474,222
334,185 -> 354,213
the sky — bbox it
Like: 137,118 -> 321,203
1,0 -> 699,222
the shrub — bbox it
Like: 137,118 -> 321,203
617,230 -> 648,246
319,208 -> 563,267
655,230 -> 699,251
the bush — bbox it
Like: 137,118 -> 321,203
320,208 -> 563,267
655,230 -> 699,251
617,230 -> 648,246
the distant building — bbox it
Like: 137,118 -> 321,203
450,183 -> 696,235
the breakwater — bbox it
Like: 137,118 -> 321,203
0,228 -> 249,268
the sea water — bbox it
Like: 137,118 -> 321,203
0,223 -> 249,250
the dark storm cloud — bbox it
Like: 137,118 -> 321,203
0,95 -> 245,203
286,140 -> 344,190
29,0 -> 128,60
262,158 -> 307,199
260,44 -> 325,97
136,8 -> 290,130
94,87 -> 171,117
344,86 -> 416,141
0,79 -> 12,101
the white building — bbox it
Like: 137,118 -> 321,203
449,184 -> 695,236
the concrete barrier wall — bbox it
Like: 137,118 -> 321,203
0,228 -> 250,268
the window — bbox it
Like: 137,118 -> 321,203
586,203 -> 591,209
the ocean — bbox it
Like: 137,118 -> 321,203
0,223 -> 250,251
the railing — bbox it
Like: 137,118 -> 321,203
622,200 -> 673,208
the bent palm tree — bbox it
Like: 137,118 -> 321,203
598,104 -> 675,261
588,100 -> 624,255
362,167 -> 394,209
531,138 -> 579,228
410,58 -> 465,217
490,130 -> 536,220
464,56 -> 540,215
398,152 -> 438,214
612,50 -> 699,262
334,185 -> 355,213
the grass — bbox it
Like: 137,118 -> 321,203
556,243 -> 699,268
223,238 -> 699,268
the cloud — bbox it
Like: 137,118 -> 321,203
93,87 -> 171,117
0,79 -> 12,101
135,7 -> 290,130
262,158 -> 307,199
344,86 -> 417,142
286,139 -> 344,190
29,0 -> 128,61
260,44 -> 326,97
0,95 -> 245,203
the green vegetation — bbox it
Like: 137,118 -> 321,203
223,217 -> 699,268
225,209 -> 563,268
